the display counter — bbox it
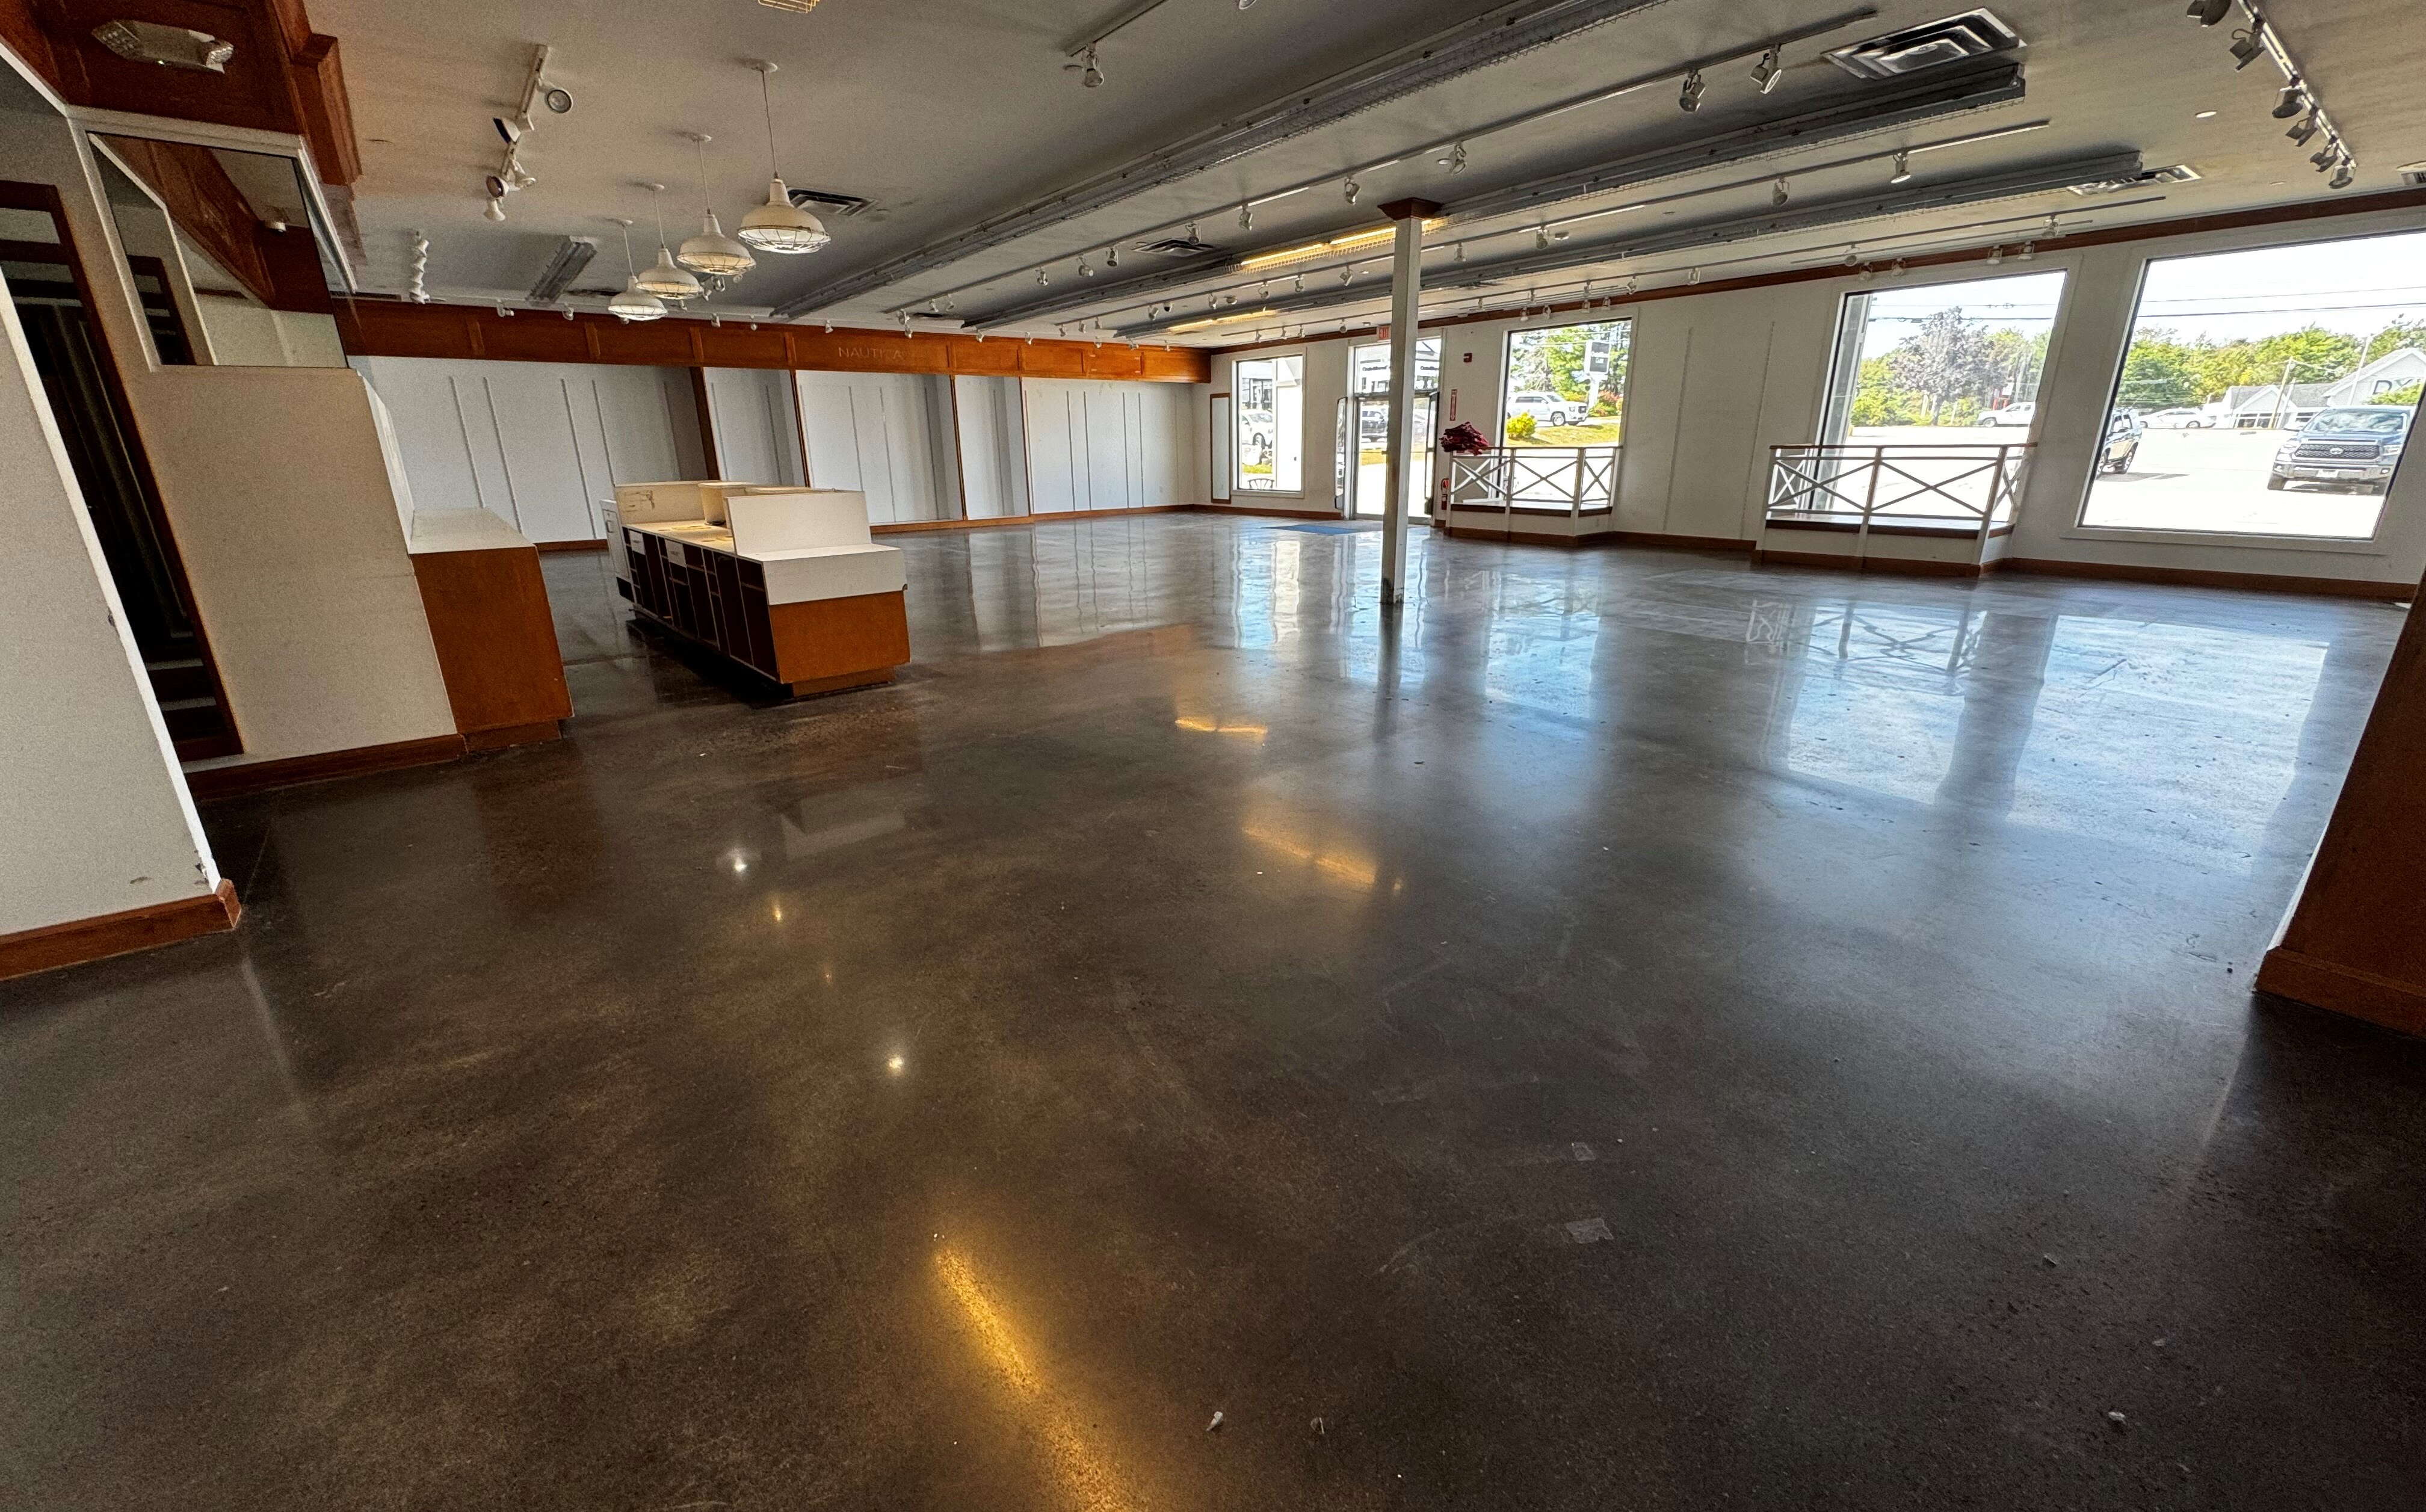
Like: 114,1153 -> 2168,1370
405,508 -> 573,750
613,486 -> 910,699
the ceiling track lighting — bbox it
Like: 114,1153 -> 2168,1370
1890,150 -> 1913,185
2286,113 -> 2320,146
676,132 -> 756,279
2229,25 -> 2264,69
2329,160 -> 2354,190
2185,0 -> 2232,25
406,230 -> 430,303
1439,140 -> 1470,174
1344,177 -> 1361,205
776,5 -> 1887,317
1068,43 -> 1105,89
738,62 -> 832,255
2271,81 -> 2306,119
1750,45 -> 1782,94
1239,201 -> 1253,232
1679,67 -> 1705,113
2191,4 -> 2356,184
1772,176 -> 1791,208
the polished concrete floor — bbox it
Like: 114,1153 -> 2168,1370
7,516 -> 2425,1510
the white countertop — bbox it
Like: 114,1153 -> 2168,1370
409,508 -> 534,555
623,519 -> 904,605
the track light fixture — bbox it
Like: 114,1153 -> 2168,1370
1623,275 -> 1638,296
2017,242 -> 2034,261
1987,245 -> 2004,265
1078,253 -> 1093,277
2186,0 -> 2231,23
2271,82 -> 2306,119
1069,44 -> 1105,89
1679,68 -> 1705,113
1439,141 -> 1469,174
2286,111 -> 2320,146
1105,244 -> 1119,268
1686,267 -> 1702,285
1750,45 -> 1782,95
1888,150 -> 1914,186
1037,268 -> 1051,285
1772,176 -> 1791,208
2312,144 -> 2339,170
1239,201 -> 1253,232
1344,176 -> 1361,205
2229,26 -> 2264,69
1535,226 -> 1551,250
2330,159 -> 2354,190
484,197 -> 505,223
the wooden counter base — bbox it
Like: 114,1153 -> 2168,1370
410,546 -> 574,744
634,587 -> 910,699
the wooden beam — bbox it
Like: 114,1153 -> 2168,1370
332,300 -> 1212,383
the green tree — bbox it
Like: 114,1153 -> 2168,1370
1885,307 -> 2001,422
2117,329 -> 2200,409
2376,379 -> 2422,409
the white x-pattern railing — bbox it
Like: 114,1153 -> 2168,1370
1447,446 -> 1621,520
1766,443 -> 2031,554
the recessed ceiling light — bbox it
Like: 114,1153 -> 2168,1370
2194,110 -> 2218,119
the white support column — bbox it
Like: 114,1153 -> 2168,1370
1377,199 -> 1439,606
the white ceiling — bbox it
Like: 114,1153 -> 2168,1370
316,0 -> 2426,342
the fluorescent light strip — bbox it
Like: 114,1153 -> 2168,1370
1116,153 -> 2146,337
1039,122 -> 2049,332
960,56 -> 2024,331
865,7 -> 1885,318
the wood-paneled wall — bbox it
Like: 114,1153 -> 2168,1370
4,0 -> 360,185
335,300 -> 1212,384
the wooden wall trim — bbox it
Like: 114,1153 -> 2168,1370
335,300 -> 1212,383
0,879 -> 240,982
1755,548 -> 1983,578
184,733 -> 468,800
1995,557 -> 2415,600
872,504 -> 1195,534
1208,187 -> 2426,358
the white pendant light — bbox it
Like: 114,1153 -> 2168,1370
738,61 -> 830,256
676,131 -> 756,278
634,182 -> 702,301
606,219 -> 667,322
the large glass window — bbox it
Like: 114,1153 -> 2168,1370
1501,319 -> 1629,446
1234,354 -> 1303,493
1819,271 -> 2067,442
2079,229 -> 2426,540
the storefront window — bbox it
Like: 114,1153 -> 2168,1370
1501,319 -> 1630,446
1235,354 -> 1303,493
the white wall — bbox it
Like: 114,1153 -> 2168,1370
1020,378 -> 1194,514
954,374 -> 1030,518
0,266 -> 220,936
703,366 -> 804,487
795,369 -> 957,523
353,356 -> 702,543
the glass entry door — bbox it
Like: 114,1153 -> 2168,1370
1351,394 -> 1436,520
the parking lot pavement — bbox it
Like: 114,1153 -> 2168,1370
2083,427 -> 2386,537
1844,425 -> 2391,538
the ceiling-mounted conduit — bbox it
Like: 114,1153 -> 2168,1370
771,0 -> 1705,316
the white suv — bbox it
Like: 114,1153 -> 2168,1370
1507,391 -> 1584,427
1978,402 -> 2036,428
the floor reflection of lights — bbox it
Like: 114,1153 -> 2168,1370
1174,715 -> 1268,739
1241,822 -> 1386,891
934,1248 -> 1141,1511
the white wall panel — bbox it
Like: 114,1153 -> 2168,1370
953,375 -> 1028,519
704,367 -> 803,486
794,371 -> 951,523
353,357 -> 702,542
1022,380 -> 1193,515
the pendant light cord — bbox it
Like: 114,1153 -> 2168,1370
619,223 -> 638,277
759,67 -> 780,180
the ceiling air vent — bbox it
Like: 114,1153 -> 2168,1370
1135,234 -> 1223,258
2070,163 -> 2202,195
788,187 -> 871,217
2402,162 -> 2426,188
1826,9 -> 2023,81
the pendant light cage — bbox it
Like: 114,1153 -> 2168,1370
607,221 -> 668,322
676,132 -> 758,278
636,184 -> 703,302
738,61 -> 832,255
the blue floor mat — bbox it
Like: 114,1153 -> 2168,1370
1280,523 -> 1374,534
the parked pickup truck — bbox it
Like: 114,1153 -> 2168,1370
2270,406 -> 2412,494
